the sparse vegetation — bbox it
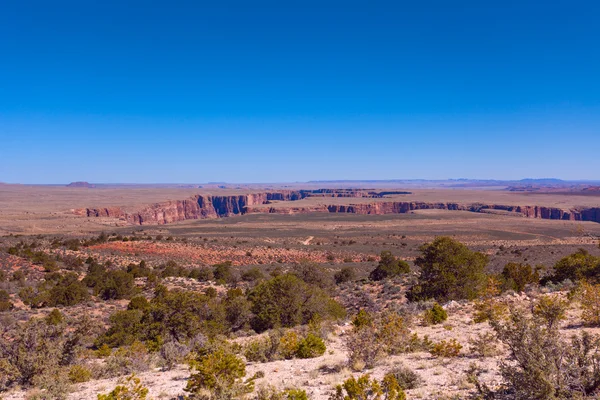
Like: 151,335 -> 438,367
3,198 -> 600,399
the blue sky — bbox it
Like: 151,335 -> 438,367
1,1 -> 599,183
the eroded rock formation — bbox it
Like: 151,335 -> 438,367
75,189 -> 600,225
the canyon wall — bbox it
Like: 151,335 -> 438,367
75,190 -> 600,225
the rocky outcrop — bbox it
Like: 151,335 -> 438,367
76,190 -> 600,225
78,191 -> 312,225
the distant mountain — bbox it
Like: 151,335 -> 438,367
518,178 -> 565,184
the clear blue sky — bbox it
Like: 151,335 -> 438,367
1,1 -> 599,183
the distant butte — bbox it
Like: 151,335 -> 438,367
67,181 -> 96,188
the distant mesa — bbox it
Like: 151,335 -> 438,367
67,181 -> 96,188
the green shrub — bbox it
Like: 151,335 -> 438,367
331,374 -> 406,400
46,308 -> 65,325
346,311 -> 410,370
547,249 -> 600,283
0,290 -> 13,311
97,374 -> 149,400
468,332 -> 500,358
95,344 -> 112,358
296,333 -> 326,359
18,273 -> 90,308
127,296 -> 150,311
213,261 -> 234,284
533,294 -> 568,329
248,273 -> 346,333
254,386 -> 308,400
334,266 -> 356,284
224,289 -> 252,331
97,286 -> 234,349
278,330 -> 300,360
99,270 -> 137,300
501,262 -> 540,292
579,282 -> 600,326
241,267 -> 265,282
103,341 -> 151,378
68,365 -> 91,383
491,310 -> 600,398
422,303 -> 447,325
369,251 -> 410,281
185,345 -> 250,399
408,237 -> 488,302
472,277 -> 508,323
0,316 -> 91,390
429,339 -> 462,357
95,310 -> 144,348
293,260 -> 334,288
189,267 -> 213,282
244,337 -> 273,363
352,309 -> 374,329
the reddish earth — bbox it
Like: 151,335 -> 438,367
88,241 -> 372,266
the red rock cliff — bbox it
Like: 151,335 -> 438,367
76,191 -> 600,225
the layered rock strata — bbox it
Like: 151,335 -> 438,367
75,190 -> 600,225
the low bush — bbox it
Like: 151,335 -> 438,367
241,267 -> 265,282
422,302 -> 447,325
472,277 -> 508,323
429,339 -> 462,358
244,329 -> 325,362
580,282 -> 600,326
254,386 -> 308,400
0,315 -> 92,391
335,266 -> 356,284
0,289 -> 14,311
159,338 -> 190,371
369,251 -> 410,281
99,271 -> 138,300
68,365 -> 92,383
97,374 -> 149,400
293,260 -> 334,289
491,309 -> 600,398
295,333 -> 326,359
185,344 -> 251,399
213,261 -> 235,284
345,311 -> 410,370
20,273 -> 90,308
533,294 -> 568,329
500,262 -> 540,292
330,374 -> 406,400
388,365 -> 422,390
547,249 -> 600,283
278,330 -> 300,360
103,341 -> 151,378
468,332 -> 501,358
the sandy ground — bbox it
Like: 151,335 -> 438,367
4,291 -> 598,400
